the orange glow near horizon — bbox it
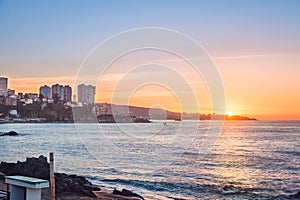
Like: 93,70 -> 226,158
128,85 -> 182,113
215,53 -> 300,120
8,74 -> 300,120
6,53 -> 300,121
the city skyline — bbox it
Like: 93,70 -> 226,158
0,76 -> 96,105
1,1 -> 300,120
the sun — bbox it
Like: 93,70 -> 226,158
227,112 -> 233,116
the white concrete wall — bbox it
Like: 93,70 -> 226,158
26,188 -> 41,200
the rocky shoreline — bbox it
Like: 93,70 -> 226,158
0,155 -> 144,200
0,156 -> 300,200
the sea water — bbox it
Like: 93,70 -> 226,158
0,121 -> 299,199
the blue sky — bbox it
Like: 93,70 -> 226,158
0,0 -> 299,78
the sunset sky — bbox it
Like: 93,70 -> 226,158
0,0 -> 299,120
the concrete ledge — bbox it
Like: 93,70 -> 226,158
5,176 -> 49,189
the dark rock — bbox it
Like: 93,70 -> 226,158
0,155 -> 49,179
0,155 -> 100,198
221,185 -> 247,195
223,185 -> 236,191
54,173 -> 100,197
6,131 -> 18,136
113,188 -> 144,200
0,131 -> 18,136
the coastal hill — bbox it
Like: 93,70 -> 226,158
95,103 -> 257,121
0,102 -> 257,122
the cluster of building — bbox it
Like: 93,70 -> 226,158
40,84 -> 72,103
0,76 -> 96,106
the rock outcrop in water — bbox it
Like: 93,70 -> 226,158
220,185 -> 248,195
113,188 -> 145,200
0,131 -> 18,136
0,155 -> 99,197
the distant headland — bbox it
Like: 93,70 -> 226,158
0,101 -> 257,123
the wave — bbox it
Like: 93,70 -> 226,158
99,178 -> 299,199
100,178 -> 214,195
274,150 -> 300,157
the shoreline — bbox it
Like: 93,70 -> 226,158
1,155 -> 300,200
0,156 -> 145,200
0,118 -> 259,124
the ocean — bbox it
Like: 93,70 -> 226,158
0,121 -> 299,199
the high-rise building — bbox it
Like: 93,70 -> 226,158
51,84 -> 72,102
51,84 -> 64,101
39,85 -> 51,99
64,85 -> 72,102
0,77 -> 8,97
78,84 -> 96,105
60,87 -> 64,101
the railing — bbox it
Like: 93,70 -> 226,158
0,189 -> 8,200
